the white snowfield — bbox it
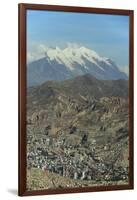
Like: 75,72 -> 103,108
44,46 -> 112,71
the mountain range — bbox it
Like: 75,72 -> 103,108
27,73 -> 128,113
27,46 -> 128,87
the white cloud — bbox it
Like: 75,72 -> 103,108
119,66 -> 129,75
27,42 -> 86,63
27,44 -> 48,63
66,42 -> 81,49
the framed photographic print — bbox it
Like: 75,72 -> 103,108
18,3 -> 134,196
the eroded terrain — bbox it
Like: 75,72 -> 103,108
26,75 -> 129,190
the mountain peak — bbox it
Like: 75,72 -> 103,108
43,45 -> 115,71
27,45 -> 128,87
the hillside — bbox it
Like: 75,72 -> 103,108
27,74 -> 128,112
26,74 -> 129,190
27,168 -> 127,191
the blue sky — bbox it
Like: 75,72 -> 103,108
27,10 -> 129,74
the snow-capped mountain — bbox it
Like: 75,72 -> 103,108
27,45 -> 128,86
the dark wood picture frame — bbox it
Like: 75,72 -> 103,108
18,3 -> 134,196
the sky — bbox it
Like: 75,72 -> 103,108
27,10 -> 129,74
